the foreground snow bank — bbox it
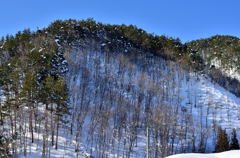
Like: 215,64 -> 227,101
166,150 -> 240,158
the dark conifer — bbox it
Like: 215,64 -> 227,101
215,127 -> 229,152
230,128 -> 240,150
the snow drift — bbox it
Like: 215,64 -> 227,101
167,150 -> 240,158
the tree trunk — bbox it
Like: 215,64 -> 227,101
55,116 -> 59,150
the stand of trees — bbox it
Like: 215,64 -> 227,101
215,128 -> 240,152
0,19 -> 240,158
0,32 -> 69,157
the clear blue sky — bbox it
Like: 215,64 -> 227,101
0,0 -> 239,42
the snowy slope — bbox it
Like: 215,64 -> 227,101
15,47 -> 240,158
167,150 -> 240,158
64,48 -> 240,157
210,58 -> 240,81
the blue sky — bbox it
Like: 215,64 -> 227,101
0,0 -> 239,42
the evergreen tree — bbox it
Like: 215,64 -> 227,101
21,69 -> 38,143
0,132 -> 11,158
215,127 -> 229,152
0,63 -> 14,125
230,128 -> 240,150
53,78 -> 69,149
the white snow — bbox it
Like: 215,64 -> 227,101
30,48 -> 36,52
101,43 -> 106,46
55,39 -> 61,47
39,48 -> 44,52
167,150 -> 240,158
210,58 -> 240,81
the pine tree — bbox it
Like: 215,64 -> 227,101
0,64 -> 12,125
53,78 -> 69,149
230,128 -> 240,150
0,131 -> 12,158
215,127 -> 229,152
21,69 -> 38,143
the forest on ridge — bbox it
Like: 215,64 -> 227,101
0,19 -> 240,158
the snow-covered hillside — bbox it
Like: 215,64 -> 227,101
1,20 -> 240,158
210,58 -> 240,81
7,45 -> 240,158
167,150 -> 240,158
61,46 -> 240,157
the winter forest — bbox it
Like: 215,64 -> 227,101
0,19 -> 240,158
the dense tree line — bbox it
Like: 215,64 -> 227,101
0,19 -> 203,70
187,35 -> 240,70
0,33 -> 69,157
187,35 -> 240,97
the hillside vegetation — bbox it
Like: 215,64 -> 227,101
187,35 -> 240,96
0,19 -> 240,158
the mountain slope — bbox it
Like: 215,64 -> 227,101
14,43 -> 240,158
187,35 -> 240,96
0,19 -> 240,158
